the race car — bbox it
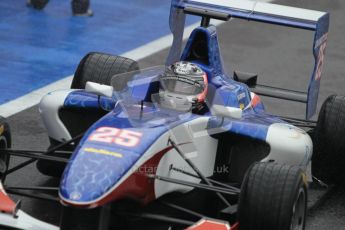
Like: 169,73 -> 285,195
0,0 -> 344,229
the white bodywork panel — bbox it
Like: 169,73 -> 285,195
188,0 -> 326,22
210,104 -> 242,119
39,89 -> 76,142
0,210 -> 58,230
85,81 -> 113,98
265,123 -> 313,169
155,117 -> 218,198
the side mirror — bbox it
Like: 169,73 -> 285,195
85,82 -> 113,98
211,104 -> 242,119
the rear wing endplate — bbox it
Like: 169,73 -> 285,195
167,0 -> 330,119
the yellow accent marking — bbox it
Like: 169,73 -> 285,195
301,172 -> 308,186
0,125 -> 4,136
84,148 -> 123,158
239,104 -> 245,110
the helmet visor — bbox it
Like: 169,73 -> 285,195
160,76 -> 203,95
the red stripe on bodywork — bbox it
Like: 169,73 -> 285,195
251,93 -> 261,108
62,146 -> 174,208
0,183 -> 16,215
185,219 -> 232,230
98,146 -> 174,206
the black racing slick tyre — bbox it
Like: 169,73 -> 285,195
0,117 -> 11,182
238,162 -> 307,230
313,95 -> 345,185
71,52 -> 139,89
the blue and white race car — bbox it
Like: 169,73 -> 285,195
0,0 -> 343,230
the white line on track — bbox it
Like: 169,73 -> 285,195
0,0 -> 272,118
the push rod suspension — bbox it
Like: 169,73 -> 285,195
169,139 -> 232,207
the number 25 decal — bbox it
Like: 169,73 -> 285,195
89,127 -> 143,147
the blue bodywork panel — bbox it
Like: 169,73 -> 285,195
181,26 -> 251,109
168,0 -> 330,119
208,112 -> 283,141
307,14 -> 330,119
60,105 -> 197,203
64,90 -> 115,111
181,26 -> 225,77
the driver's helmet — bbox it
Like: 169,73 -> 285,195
156,61 -> 208,112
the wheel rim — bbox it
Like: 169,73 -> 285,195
290,187 -> 306,230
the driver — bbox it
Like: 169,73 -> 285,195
155,61 -> 208,112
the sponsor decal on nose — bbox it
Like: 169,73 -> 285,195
84,147 -> 123,158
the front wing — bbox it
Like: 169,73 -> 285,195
1,181 -> 238,230
0,182 -> 58,230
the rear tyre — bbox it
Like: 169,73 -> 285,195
238,162 -> 307,230
37,52 -> 139,178
0,117 -> 11,182
313,95 -> 345,185
71,52 -> 139,89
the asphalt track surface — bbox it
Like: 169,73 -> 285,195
3,0 -> 345,229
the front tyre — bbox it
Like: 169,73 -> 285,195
238,162 -> 307,230
71,52 -> 139,89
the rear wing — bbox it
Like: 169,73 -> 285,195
167,0 -> 330,119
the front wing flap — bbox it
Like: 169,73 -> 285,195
0,182 -> 58,230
